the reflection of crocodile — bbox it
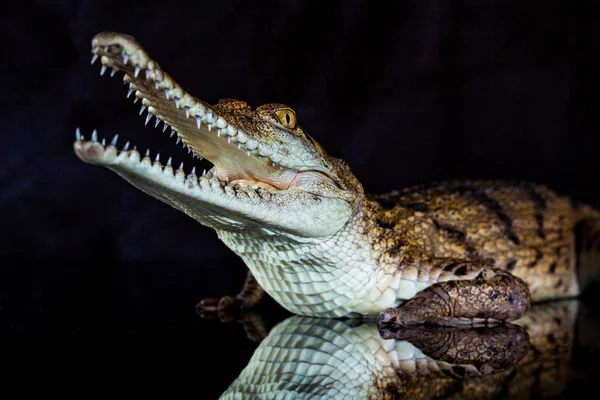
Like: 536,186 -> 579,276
221,301 -> 588,399
75,32 -> 600,326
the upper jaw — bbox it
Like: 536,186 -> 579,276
87,32 -> 328,190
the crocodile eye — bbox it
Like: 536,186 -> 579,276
274,108 -> 297,129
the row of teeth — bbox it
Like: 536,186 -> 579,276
75,128 -> 254,188
91,45 -> 289,171
75,127 -> 209,176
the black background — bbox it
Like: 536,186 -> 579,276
2,0 -> 599,396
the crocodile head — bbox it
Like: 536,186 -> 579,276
75,32 -> 362,237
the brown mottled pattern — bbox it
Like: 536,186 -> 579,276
369,180 -> 598,302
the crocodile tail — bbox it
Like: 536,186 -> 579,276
574,202 -> 600,293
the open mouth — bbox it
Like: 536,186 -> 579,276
74,32 -> 301,192
73,32 -> 353,237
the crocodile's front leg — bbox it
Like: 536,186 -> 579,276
379,264 -> 531,327
197,270 -> 264,316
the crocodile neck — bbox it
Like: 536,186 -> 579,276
217,201 -> 391,317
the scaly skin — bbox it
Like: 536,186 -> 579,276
74,32 -> 600,326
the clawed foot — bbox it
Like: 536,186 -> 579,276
378,269 -> 530,328
196,271 -> 267,342
196,297 -> 268,342
196,270 -> 265,322
196,295 -> 242,322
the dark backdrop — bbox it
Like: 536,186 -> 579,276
2,0 -> 599,395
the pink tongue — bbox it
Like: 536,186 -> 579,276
212,162 -> 298,190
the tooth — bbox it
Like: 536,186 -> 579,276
111,134 -> 119,146
145,113 -> 152,125
186,174 -> 197,186
164,88 -> 171,99
238,142 -> 242,149
191,167 -> 196,175
145,149 -> 150,157
91,130 -> 98,142
174,97 -> 180,109
217,129 -> 221,138
175,170 -> 185,183
227,137 -> 231,144
162,122 -> 168,132
185,106 -> 190,118
176,137 -> 181,145
154,81 -> 160,89
145,69 -> 151,79
187,148 -> 191,154
272,161 -> 276,167
202,169 -> 207,177
110,68 -> 117,77
91,54 -> 98,64
101,138 -> 106,146
257,155 -> 262,160
280,165 -> 284,170
133,96 -> 139,104
75,127 -> 82,141
139,105 -> 146,115
129,149 -> 140,161
134,66 -> 141,78
123,141 -> 130,151
100,65 -> 107,76
167,157 -> 172,166
127,88 -> 133,98
154,118 -> 160,128
247,149 -> 251,156
155,153 -> 160,162
170,128 -> 175,137
178,162 -> 184,170
123,53 -> 129,65
196,116 -> 202,129
207,123 -> 212,131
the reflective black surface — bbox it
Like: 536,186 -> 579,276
2,260 -> 599,398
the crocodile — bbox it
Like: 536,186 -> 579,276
74,32 -> 600,327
